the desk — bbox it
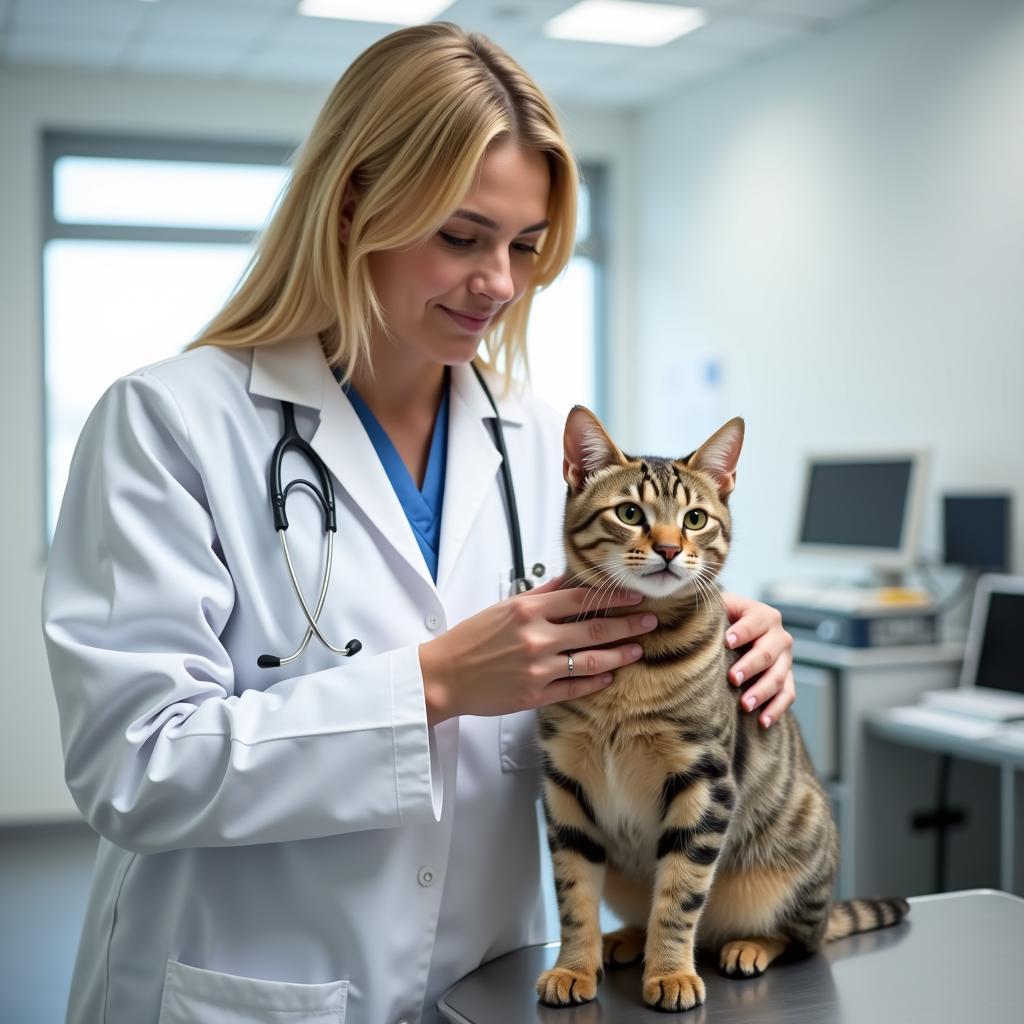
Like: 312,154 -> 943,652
438,890 -> 1021,1024
868,712 -> 1024,893
789,639 -> 962,897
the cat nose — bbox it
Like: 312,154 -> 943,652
654,544 -> 680,563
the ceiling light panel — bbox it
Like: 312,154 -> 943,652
298,0 -> 455,25
545,1 -> 708,48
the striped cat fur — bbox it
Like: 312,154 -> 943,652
535,407 -> 909,1012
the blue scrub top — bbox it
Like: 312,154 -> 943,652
333,367 -> 450,582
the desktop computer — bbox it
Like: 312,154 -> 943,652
765,450 -> 939,647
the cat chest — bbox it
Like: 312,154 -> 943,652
591,746 -> 667,872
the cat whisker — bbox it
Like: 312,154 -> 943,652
563,558 -> 617,590
579,564 -> 633,621
562,563 -> 619,603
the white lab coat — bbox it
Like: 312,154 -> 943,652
42,334 -> 566,1024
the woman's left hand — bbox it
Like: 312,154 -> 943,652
720,592 -> 795,728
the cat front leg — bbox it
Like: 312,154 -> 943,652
536,792 -> 608,1007
643,779 -> 732,1011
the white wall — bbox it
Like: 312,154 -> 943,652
630,0 -> 1024,600
6,0 -> 1023,820
0,63 -> 635,822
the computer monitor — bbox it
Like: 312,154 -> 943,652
943,494 -> 1012,572
794,451 -> 929,573
960,574 -> 1024,696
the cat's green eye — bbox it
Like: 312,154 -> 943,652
685,509 -> 708,530
616,503 -> 644,526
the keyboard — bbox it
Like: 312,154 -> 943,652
884,705 -> 1004,740
922,688 -> 1024,722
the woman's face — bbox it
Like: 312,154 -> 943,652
360,141 -> 551,366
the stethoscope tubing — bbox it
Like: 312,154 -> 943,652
273,528 -> 336,664
469,363 -> 531,594
260,364 -> 530,668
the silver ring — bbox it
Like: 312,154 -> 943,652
567,651 -> 575,678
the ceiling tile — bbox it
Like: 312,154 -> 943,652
515,33 -> 640,82
12,0 -> 149,34
551,74 -> 667,110
128,31 -> 252,66
156,0 -> 295,10
144,3 -> 282,45
261,11 -> 388,53
754,0 -> 880,20
240,44 -> 352,84
5,24 -> 126,66
681,9 -> 812,54
123,45 -> 237,77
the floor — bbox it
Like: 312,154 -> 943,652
0,821 -> 98,1024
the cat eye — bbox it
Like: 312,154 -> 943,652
616,503 -> 645,526
685,509 -> 708,530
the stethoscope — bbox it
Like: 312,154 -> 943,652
258,363 -> 540,668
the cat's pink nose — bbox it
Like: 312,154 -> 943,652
654,544 -> 680,563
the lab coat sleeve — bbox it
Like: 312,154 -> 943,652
41,371 -> 442,855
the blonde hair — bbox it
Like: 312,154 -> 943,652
191,21 -> 579,393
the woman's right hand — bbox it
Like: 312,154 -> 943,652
418,574 -> 659,726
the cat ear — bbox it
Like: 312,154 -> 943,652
563,405 -> 626,493
684,417 -> 745,500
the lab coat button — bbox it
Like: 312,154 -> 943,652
417,866 -> 436,887
424,613 -> 441,631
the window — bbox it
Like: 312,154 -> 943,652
42,133 -> 608,541
42,132 -> 294,540
524,162 -> 607,423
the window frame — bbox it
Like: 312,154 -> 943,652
42,130 -> 297,245
577,160 -> 609,421
39,131 -> 609,548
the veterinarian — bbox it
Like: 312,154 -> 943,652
41,22 -> 796,1024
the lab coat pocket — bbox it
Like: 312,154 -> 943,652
157,959 -> 348,1024
499,709 -> 543,772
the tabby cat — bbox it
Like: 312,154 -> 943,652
535,407 -> 908,1012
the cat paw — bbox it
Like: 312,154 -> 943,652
719,940 -> 769,978
602,926 -> 645,967
719,937 -> 789,978
642,971 -> 705,1012
536,967 -> 600,1006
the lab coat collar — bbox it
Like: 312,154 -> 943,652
248,333 -> 328,410
248,336 -> 525,597
247,334 -> 526,426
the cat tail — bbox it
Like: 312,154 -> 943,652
824,897 -> 910,941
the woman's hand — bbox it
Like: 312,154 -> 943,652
720,592 -> 795,728
419,573 -> 658,726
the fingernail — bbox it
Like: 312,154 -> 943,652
734,670 -> 744,684
762,715 -> 772,728
641,614 -> 658,629
726,633 -> 737,648
626,591 -> 644,601
629,645 -> 644,658
744,695 -> 756,710
601,673 -> 614,684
